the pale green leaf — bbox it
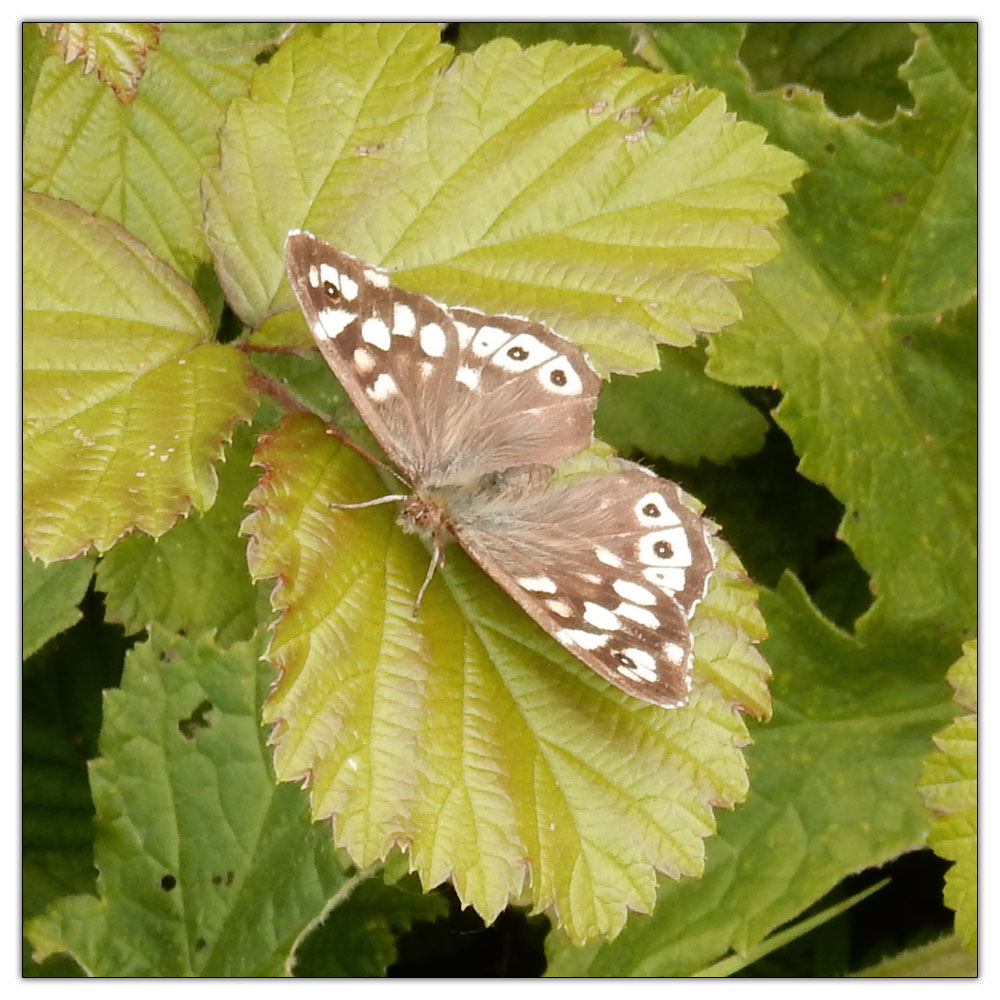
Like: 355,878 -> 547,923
23,193 -> 256,562
205,22 -> 803,373
917,640 -> 977,955
545,574 -> 955,975
96,423 -> 269,646
22,551 -> 96,658
24,629 -> 351,977
243,414 -> 769,945
24,22 -> 284,297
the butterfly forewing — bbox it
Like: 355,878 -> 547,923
450,464 -> 715,707
284,230 -> 717,708
284,231 -> 602,486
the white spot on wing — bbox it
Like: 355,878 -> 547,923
454,321 -> 476,348
518,575 -> 557,594
315,308 -> 356,340
339,274 -> 359,302
353,347 -> 375,373
612,579 -> 657,606
319,263 -> 341,289
644,566 -> 687,594
664,642 -> 686,666
419,322 -> 447,357
545,599 -> 573,617
583,602 -> 621,631
308,264 -> 320,287
635,491 -> 682,527
615,603 -> 660,628
596,547 -> 622,568
363,267 -> 390,288
617,647 -> 657,682
556,628 -> 609,650
367,373 -> 397,401
490,333 -> 557,372
471,325 -> 510,357
537,357 -> 583,396
455,366 -> 480,390
393,303 -> 416,337
639,527 -> 692,567
361,317 -> 391,351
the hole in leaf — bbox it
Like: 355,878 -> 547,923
178,699 -> 213,740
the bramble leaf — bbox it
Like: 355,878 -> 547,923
23,193 -> 255,562
24,22 -> 286,305
546,574 -> 955,975
22,551 -> 96,658
649,22 -> 977,646
243,414 -> 769,944
24,630 -> 352,976
204,22 -> 803,374
96,423 -> 269,646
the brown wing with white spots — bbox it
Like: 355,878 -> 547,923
450,462 -> 716,707
284,231 -> 602,486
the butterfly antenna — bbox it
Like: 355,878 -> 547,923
320,423 -> 405,480
412,539 -> 444,618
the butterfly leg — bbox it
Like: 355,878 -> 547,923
412,537 -> 445,618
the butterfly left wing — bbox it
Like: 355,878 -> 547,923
284,230 -> 602,486
449,462 -> 716,707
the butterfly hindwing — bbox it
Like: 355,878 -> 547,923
450,464 -> 716,707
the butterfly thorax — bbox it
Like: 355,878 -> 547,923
398,465 -> 554,545
397,489 -> 453,544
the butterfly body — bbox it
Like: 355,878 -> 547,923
284,230 -> 716,707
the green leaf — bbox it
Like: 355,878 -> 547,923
23,193 -> 256,563
294,873 -> 448,977
645,23 -> 976,645
22,551 -> 96,658
917,640 -> 977,955
96,423 -> 269,646
545,574 -> 954,975
204,22 -> 803,373
24,22 -> 284,300
695,878 -> 888,976
24,629 -> 352,976
243,414 -> 769,945
740,23 -> 916,121
594,344 -> 767,465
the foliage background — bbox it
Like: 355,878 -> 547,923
22,22 -> 976,976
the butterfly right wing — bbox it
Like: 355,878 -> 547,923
284,231 -> 602,485
449,462 -> 716,708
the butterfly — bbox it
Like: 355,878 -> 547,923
284,230 -> 716,708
